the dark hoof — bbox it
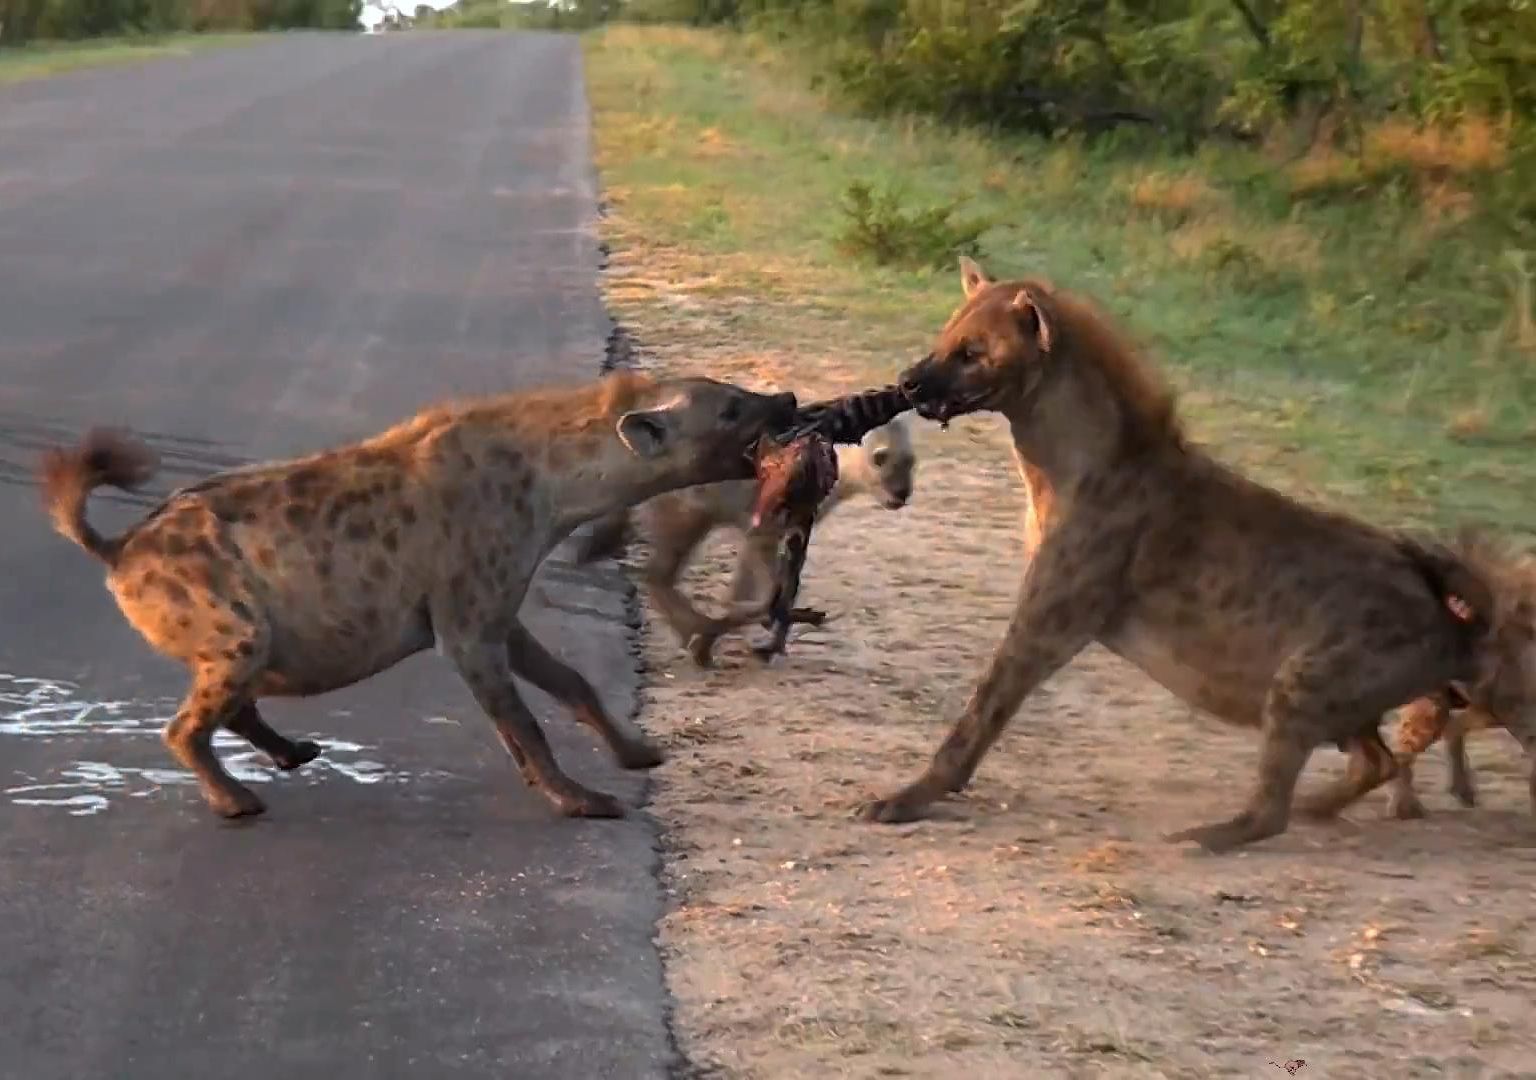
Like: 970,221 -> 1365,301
788,607 -> 828,626
554,789 -> 626,819
615,739 -> 665,770
275,739 -> 323,771
208,786 -> 266,819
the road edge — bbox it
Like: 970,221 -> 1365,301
579,63 -> 697,1080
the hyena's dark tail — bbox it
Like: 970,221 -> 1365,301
570,507 -> 631,565
39,427 -> 160,566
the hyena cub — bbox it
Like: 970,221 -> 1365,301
573,417 -> 917,666
40,372 -> 797,821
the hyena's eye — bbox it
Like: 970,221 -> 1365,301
955,342 -> 985,365
871,449 -> 889,467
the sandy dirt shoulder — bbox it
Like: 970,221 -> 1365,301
593,243 -> 1536,1080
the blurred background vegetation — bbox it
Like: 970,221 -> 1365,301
0,0 -> 361,40
612,1 -> 1536,236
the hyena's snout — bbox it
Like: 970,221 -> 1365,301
898,354 -> 947,420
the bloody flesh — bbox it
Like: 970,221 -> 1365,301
746,384 -> 913,658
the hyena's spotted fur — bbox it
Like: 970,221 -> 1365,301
40,371 -> 797,821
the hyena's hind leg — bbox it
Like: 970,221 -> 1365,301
1166,633 -> 1448,852
223,702 -> 322,772
1294,726 -> 1398,820
164,665 -> 270,819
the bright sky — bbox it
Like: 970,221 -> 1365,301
358,0 -> 459,27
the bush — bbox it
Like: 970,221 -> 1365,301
631,1 -> 1536,157
833,179 -> 989,269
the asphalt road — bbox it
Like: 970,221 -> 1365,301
0,31 -> 678,1078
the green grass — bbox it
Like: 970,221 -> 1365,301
0,33 -> 258,85
583,26 -> 1536,538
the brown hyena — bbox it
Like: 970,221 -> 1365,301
872,255 -> 1505,852
40,371 -> 797,821
572,417 -> 917,666
1386,541 -> 1536,819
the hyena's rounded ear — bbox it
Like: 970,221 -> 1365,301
616,408 -> 670,458
1009,288 -> 1055,353
959,255 -> 993,299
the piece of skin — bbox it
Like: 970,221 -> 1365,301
39,371 -> 797,821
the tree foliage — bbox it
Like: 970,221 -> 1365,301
617,0 -> 1536,146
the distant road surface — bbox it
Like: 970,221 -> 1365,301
0,30 -> 677,1079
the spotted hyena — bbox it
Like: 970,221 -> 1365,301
869,256 -> 1518,853
40,371 -> 797,821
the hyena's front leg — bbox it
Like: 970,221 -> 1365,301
725,526 -> 776,619
444,637 -> 624,819
684,526 -> 776,665
670,521 -> 808,667
505,620 -> 664,770
858,529 -> 1114,825
637,505 -> 751,667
